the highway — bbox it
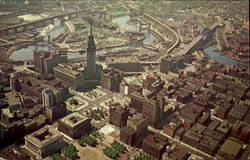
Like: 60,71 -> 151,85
126,4 -> 180,61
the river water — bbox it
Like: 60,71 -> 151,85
9,14 -> 246,66
9,13 -> 64,61
67,15 -> 156,59
9,15 -> 156,61
203,47 -> 247,65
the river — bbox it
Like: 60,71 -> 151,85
9,14 -> 156,61
9,13 -> 64,61
9,14 -> 246,66
203,47 -> 247,65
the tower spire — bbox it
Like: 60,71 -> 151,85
86,24 -> 96,76
89,24 -> 93,36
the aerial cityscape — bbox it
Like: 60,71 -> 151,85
0,0 -> 249,160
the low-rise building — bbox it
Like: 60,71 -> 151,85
0,145 -> 30,160
142,133 -> 168,160
106,56 -> 142,72
25,126 -> 64,159
216,139 -> 242,160
163,117 -> 182,137
175,89 -> 192,104
58,112 -> 91,139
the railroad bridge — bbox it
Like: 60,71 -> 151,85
0,10 -> 83,35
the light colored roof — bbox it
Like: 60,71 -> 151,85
26,126 -> 62,147
2,108 -> 14,118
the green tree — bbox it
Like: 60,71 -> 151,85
111,140 -> 126,153
133,151 -> 155,160
61,144 -> 78,160
51,153 -> 66,160
102,147 -> 118,159
79,135 -> 97,147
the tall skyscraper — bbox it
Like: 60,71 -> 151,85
86,25 -> 97,78
54,26 -> 102,91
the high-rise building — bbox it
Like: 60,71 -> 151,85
160,56 -> 185,74
101,68 -> 121,92
34,50 -> 49,74
109,104 -> 129,128
42,88 -> 54,108
44,54 -> 68,75
33,50 -> 67,75
130,92 -> 165,128
86,25 -> 96,78
120,113 -> 148,146
143,96 -> 165,128
54,26 -> 102,91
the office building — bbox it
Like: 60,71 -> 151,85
34,50 -> 67,75
58,112 -> 91,139
42,88 -> 54,107
101,68 -> 122,92
25,126 -> 64,159
143,133 -> 168,160
120,113 -> 148,146
54,26 -> 102,91
109,104 -> 129,128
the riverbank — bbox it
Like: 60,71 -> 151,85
38,24 -> 54,37
213,45 -> 249,64
203,46 -> 248,65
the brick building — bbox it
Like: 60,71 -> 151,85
142,133 -> 168,160
163,117 -> 182,137
120,113 -> 148,146
101,68 -> 122,92
109,104 -> 129,128
216,139 -> 242,160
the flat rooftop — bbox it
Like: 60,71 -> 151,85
106,56 -> 140,64
59,112 -> 89,128
54,63 -> 85,78
26,126 -> 62,146
143,134 -> 168,149
5,92 -> 21,106
128,113 -> 147,127
217,139 -> 242,158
